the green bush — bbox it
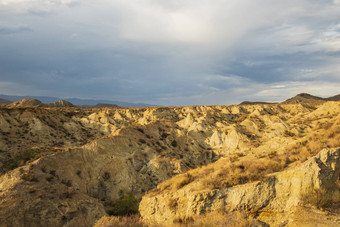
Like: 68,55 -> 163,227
110,190 -> 138,216
3,149 -> 41,172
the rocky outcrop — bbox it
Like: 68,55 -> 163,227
8,98 -> 42,107
139,147 -> 340,226
43,100 -> 74,107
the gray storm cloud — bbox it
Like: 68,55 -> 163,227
0,0 -> 339,105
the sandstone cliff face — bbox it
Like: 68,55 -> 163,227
139,147 -> 340,226
0,102 -> 339,226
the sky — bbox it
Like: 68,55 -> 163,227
0,0 -> 339,106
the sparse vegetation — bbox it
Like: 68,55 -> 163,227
301,188 -> 334,209
94,215 -> 144,227
138,139 -> 146,144
21,170 -> 38,182
201,158 -> 284,190
301,175 -> 340,209
154,154 -> 286,193
168,198 -> 178,210
171,140 -> 178,147
108,190 -> 139,216
284,129 -> 295,137
2,149 -> 43,172
173,211 -> 257,227
93,211 -> 258,227
102,171 -> 110,181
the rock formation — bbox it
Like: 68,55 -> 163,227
43,100 -> 74,107
0,99 -> 339,226
139,147 -> 340,226
8,98 -> 42,107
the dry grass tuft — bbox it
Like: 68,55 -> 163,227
93,215 -> 144,227
155,173 -> 195,193
173,211 -> 257,227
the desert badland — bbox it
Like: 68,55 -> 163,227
0,94 -> 339,226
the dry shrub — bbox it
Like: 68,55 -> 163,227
153,172 -> 195,194
3,149 -> 44,172
318,121 -> 333,130
168,198 -> 178,210
301,175 -> 340,210
174,173 -> 194,189
284,130 -> 295,137
94,215 -> 144,227
108,190 -> 138,216
301,188 -> 334,209
201,168 -> 230,189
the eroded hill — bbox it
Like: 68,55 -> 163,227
0,101 -> 339,226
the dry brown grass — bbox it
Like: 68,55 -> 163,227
285,118 -> 340,159
173,211 -> 257,227
93,215 -> 144,227
94,212 -> 258,227
152,154 -> 287,194
301,174 -> 340,210
301,188 -> 340,209
155,173 -> 195,192
200,157 -> 285,190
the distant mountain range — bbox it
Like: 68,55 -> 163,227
240,101 -> 275,105
0,93 -> 338,108
241,93 -> 340,105
326,94 -> 340,101
0,98 -> 12,105
283,93 -> 340,104
0,94 -> 155,107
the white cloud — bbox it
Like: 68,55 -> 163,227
0,0 -> 339,105
106,1 -> 301,47
256,80 -> 340,101
0,81 -> 41,96
60,0 -> 73,5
